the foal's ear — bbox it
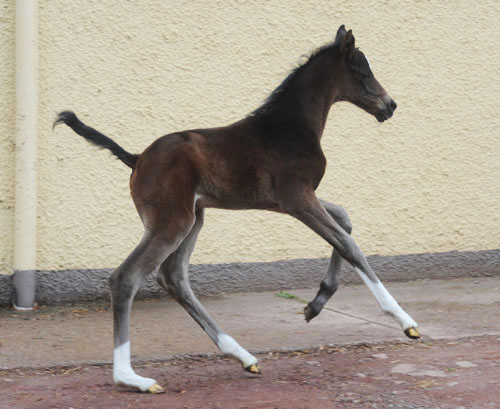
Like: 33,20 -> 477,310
335,25 -> 347,45
341,30 -> 355,56
335,25 -> 355,56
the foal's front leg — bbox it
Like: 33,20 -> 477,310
304,200 -> 352,322
286,193 -> 420,339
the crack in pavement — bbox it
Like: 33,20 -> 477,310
280,293 -> 400,331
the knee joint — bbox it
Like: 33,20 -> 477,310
156,272 -> 168,290
159,270 -> 186,296
109,272 -> 124,295
336,206 -> 353,234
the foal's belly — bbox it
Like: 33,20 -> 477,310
197,166 -> 278,211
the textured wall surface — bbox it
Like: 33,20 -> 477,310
1,249 -> 499,305
1,1 -> 499,274
0,0 -> 15,274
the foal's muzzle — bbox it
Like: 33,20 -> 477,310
375,98 -> 397,122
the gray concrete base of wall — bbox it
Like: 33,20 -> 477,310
0,249 -> 499,306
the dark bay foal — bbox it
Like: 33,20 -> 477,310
55,25 -> 419,393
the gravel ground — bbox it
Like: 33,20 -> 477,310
1,336 -> 499,409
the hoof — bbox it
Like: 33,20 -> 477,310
147,383 -> 165,394
304,304 -> 319,322
404,327 -> 421,339
244,364 -> 261,374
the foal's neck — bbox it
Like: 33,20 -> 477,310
251,48 -> 340,141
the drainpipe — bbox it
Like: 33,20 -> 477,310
12,0 -> 38,310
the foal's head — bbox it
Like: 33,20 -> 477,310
333,25 -> 397,122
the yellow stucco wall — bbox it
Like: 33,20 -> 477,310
1,1 -> 499,274
0,1 -> 15,275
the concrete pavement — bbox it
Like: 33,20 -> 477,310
0,276 -> 499,370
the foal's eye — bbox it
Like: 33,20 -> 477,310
358,69 -> 372,80
355,70 -> 370,80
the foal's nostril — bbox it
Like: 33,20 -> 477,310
390,100 -> 397,112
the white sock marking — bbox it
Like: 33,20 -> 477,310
355,268 -> 418,330
113,341 -> 157,391
217,334 -> 257,367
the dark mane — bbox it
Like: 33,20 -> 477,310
249,40 -> 341,118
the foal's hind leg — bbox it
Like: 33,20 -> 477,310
304,199 -> 352,322
110,221 -> 193,393
157,209 -> 260,373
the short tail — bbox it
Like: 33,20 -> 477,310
53,111 -> 139,169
